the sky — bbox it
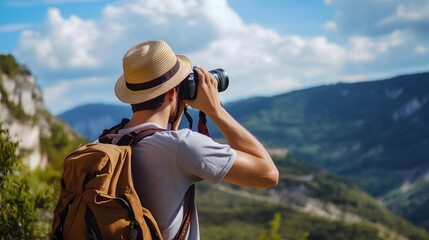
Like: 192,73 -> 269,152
1,0 -> 429,114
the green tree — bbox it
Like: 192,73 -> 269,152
259,213 -> 282,240
0,124 -> 18,187
0,124 -> 52,239
0,54 -> 31,76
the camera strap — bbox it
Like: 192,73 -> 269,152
183,107 -> 210,137
183,106 -> 193,129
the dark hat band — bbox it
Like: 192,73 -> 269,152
126,60 -> 180,91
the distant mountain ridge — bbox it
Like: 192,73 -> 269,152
59,103 -> 132,141
225,72 -> 429,192
59,71 -> 429,230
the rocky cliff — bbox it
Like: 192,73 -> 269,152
0,54 -> 84,169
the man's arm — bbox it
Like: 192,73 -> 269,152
187,67 -> 279,188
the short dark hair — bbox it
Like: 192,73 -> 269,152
131,92 -> 167,112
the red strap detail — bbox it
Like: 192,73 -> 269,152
198,111 -> 210,137
198,120 -> 209,137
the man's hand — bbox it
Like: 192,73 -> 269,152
186,67 -> 223,116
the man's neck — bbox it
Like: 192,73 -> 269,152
126,108 -> 169,129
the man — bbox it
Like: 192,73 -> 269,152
112,40 -> 279,239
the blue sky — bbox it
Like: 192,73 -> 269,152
1,0 -> 429,114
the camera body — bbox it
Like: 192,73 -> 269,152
179,68 -> 229,100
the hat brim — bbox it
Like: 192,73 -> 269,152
115,55 -> 192,104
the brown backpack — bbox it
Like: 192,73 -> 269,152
52,119 -> 194,240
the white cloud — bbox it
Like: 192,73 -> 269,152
376,30 -> 405,52
44,76 -> 105,101
414,45 -> 427,54
329,0 -> 429,37
187,23 -> 349,100
18,0 -> 352,102
324,21 -> 337,31
0,23 -> 33,32
43,76 -> 111,113
324,0 -> 429,77
17,8 -> 101,70
378,3 -> 429,26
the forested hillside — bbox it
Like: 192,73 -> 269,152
220,72 -> 429,230
197,153 -> 428,239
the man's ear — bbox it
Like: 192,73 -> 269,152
166,87 -> 177,102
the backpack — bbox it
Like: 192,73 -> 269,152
51,119 -> 194,240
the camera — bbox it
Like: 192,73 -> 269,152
179,67 -> 229,100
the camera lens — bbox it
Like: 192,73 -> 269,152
209,68 -> 229,92
179,68 -> 229,100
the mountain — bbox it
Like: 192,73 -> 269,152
0,54 -> 85,170
58,102 -> 198,141
59,71 -> 429,230
59,103 -> 132,141
223,72 -> 429,194
220,72 -> 429,230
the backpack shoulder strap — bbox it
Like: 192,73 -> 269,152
174,185 -> 195,240
117,127 -> 165,146
98,118 -> 130,143
98,118 -> 166,145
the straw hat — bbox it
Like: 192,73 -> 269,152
115,40 -> 192,104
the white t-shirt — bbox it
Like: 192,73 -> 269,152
107,122 -> 236,240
